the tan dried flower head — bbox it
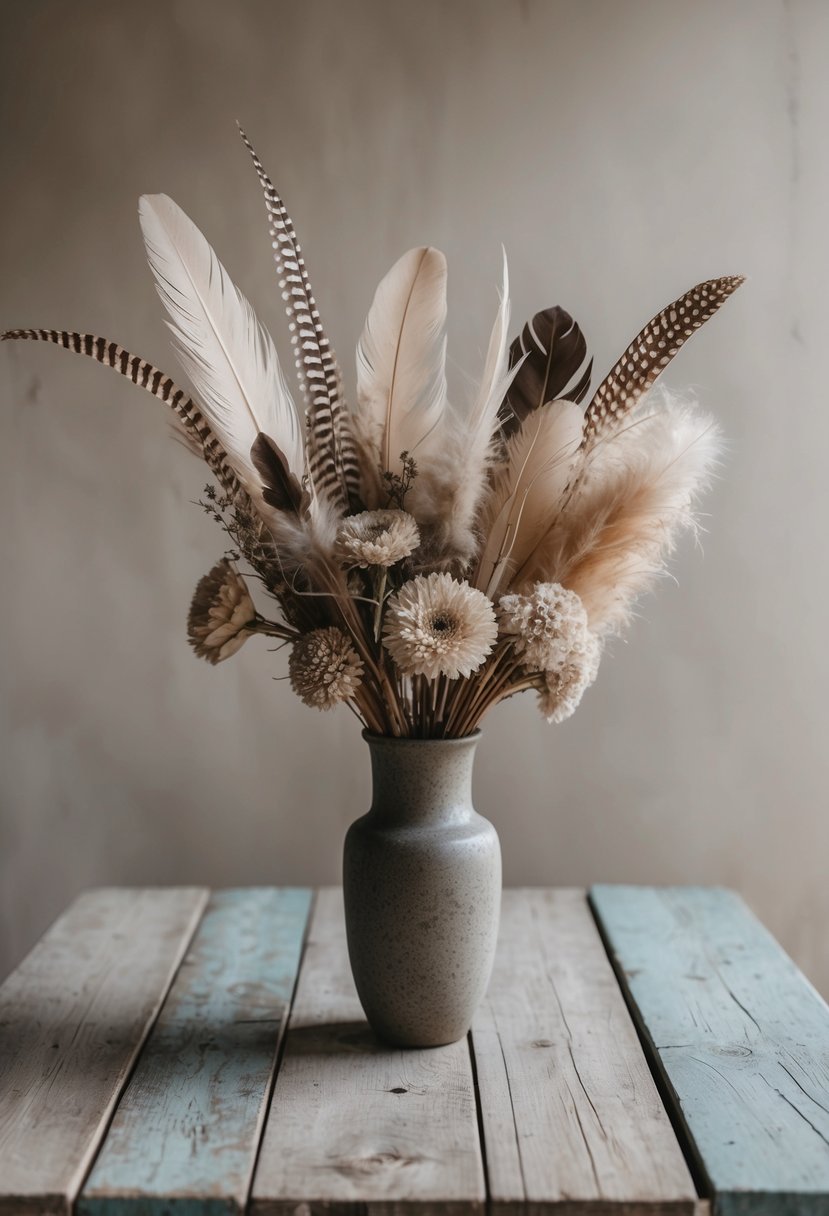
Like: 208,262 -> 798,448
498,582 -> 591,673
188,558 -> 257,664
335,509 -> 420,568
289,627 -> 364,711
383,572 -> 497,681
538,631 -> 602,724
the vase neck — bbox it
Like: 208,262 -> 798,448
365,734 -> 479,826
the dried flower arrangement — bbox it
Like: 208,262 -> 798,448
3,130 -> 743,738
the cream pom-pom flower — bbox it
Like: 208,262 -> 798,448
187,558 -> 257,664
383,572 -> 497,681
498,582 -> 592,673
289,627 -> 364,711
335,509 -> 420,568
538,630 -> 602,724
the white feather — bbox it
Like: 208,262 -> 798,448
138,194 -> 304,504
475,399 -> 584,597
410,251 -> 518,566
469,247 -> 512,437
354,246 -> 448,479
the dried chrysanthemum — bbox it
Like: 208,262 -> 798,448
288,627 -> 364,711
188,558 -> 257,664
538,630 -> 602,724
335,509 -> 420,568
498,582 -> 591,673
383,572 -> 497,680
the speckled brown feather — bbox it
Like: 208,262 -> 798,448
581,276 -> 745,449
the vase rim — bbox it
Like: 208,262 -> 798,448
362,729 -> 481,748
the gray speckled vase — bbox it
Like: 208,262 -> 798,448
343,731 -> 501,1048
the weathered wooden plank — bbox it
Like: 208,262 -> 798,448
590,885 -> 829,1216
472,889 -> 699,1215
251,887 -> 485,1216
78,887 -> 312,1216
0,887 -> 208,1216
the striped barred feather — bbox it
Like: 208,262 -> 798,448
1,327 -> 242,499
238,126 -> 361,513
582,276 -> 744,449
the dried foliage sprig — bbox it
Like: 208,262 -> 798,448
2,129 -> 744,737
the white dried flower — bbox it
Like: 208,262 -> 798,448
289,627 -> 364,711
498,582 -> 591,673
188,558 -> 257,665
336,509 -> 420,567
383,572 -> 497,680
538,631 -> 602,724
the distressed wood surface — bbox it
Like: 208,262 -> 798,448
590,886 -> 829,1216
79,888 -> 313,1216
0,887 -> 208,1216
250,887 -> 486,1216
471,889 -> 699,1215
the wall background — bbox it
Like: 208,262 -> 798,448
2,0 -> 827,993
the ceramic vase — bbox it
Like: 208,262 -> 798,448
343,731 -> 501,1048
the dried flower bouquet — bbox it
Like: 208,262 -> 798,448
3,130 -> 743,738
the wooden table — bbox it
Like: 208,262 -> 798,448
1,887 -> 828,1215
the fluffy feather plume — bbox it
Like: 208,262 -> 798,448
582,276 -> 744,449
533,393 -> 722,634
138,194 -> 304,519
0,327 -> 243,500
475,399 -> 584,598
237,126 -> 361,512
408,252 -> 517,567
354,247 -> 448,497
499,306 -> 592,439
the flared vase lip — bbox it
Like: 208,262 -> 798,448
361,729 -> 482,748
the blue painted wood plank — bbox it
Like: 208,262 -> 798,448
590,885 -> 829,1216
78,888 -> 312,1216
0,888 -> 208,1216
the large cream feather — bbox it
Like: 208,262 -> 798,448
138,194 -> 304,508
354,247 -> 448,488
475,398 -> 584,597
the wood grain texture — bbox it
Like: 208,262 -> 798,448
0,887 -> 208,1216
250,887 -> 486,1216
590,886 -> 829,1216
78,888 -> 313,1216
471,889 -> 699,1215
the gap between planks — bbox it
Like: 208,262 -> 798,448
470,888 -> 703,1215
78,888 -> 314,1216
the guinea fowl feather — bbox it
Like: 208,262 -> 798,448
582,276 -> 744,449
138,194 -> 304,521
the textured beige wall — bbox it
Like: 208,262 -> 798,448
2,0 -> 828,992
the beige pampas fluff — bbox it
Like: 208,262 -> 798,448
521,391 -> 722,636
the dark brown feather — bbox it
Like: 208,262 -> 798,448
250,432 -> 303,513
582,276 -> 745,449
499,306 -> 592,439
